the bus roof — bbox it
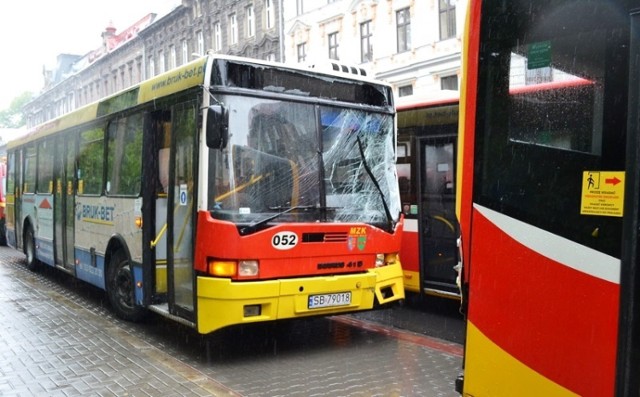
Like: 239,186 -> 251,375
395,90 -> 459,111
11,54 -> 393,149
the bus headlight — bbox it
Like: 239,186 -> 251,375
375,253 -> 399,267
207,259 -> 259,278
238,260 -> 259,277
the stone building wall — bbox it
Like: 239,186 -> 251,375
24,0 -> 283,128
24,0 -> 464,128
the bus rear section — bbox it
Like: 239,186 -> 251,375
396,92 -> 460,300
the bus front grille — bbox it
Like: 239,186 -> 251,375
302,232 -> 348,243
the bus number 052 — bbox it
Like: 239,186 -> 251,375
272,232 -> 298,250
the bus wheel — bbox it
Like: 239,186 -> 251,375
24,226 -> 39,271
106,249 -> 146,322
0,218 -> 7,246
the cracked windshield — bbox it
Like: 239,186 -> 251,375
209,95 -> 400,230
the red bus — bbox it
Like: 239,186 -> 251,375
396,92 -> 461,299
5,55 -> 405,334
0,151 -> 6,246
456,1 -> 640,396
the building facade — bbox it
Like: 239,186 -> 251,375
24,0 -> 464,128
24,0 -> 284,128
284,0 -> 466,98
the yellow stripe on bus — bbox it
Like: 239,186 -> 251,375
8,57 -> 209,150
7,103 -> 100,149
138,58 -> 207,104
463,322 -> 578,397
81,218 -> 115,226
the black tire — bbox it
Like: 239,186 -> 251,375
106,249 -> 146,322
0,218 -> 7,246
24,226 -> 39,271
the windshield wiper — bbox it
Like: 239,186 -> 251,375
239,205 -> 315,235
356,135 -> 394,231
239,205 -> 342,235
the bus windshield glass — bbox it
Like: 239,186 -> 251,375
208,95 -> 400,232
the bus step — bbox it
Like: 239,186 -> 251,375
148,303 -> 196,329
424,287 -> 461,300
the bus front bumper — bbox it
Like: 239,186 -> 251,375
196,263 -> 404,334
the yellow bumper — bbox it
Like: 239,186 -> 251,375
196,262 -> 404,334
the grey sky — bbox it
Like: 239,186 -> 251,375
0,0 -> 179,109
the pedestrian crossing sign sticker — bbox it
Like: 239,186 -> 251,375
580,171 -> 624,217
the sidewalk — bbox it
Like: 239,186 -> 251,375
0,247 -> 238,397
0,246 -> 463,397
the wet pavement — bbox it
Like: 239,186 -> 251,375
0,246 -> 463,396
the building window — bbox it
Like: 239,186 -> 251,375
441,75 -> 458,90
398,84 -> 413,97
197,30 -> 204,55
170,45 -> 176,69
360,20 -> 373,63
158,50 -> 165,74
396,8 -> 411,53
229,14 -> 238,45
213,22 -> 222,51
439,0 -> 456,40
149,56 -> 155,76
136,62 -> 142,83
328,32 -> 339,60
297,42 -> 307,63
266,0 -> 274,29
194,0 -> 202,17
246,6 -> 255,37
182,40 -> 189,64
265,53 -> 276,62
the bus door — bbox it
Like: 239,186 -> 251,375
53,134 -> 76,271
14,149 -> 23,249
418,136 -> 459,296
166,102 -> 197,318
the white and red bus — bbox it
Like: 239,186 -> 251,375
396,91 -> 460,299
5,54 -> 405,334
456,0 -> 640,395
0,149 -> 6,246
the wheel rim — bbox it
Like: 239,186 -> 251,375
113,261 -> 134,309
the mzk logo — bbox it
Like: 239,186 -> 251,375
347,227 -> 367,251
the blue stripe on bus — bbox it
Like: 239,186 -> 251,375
75,248 -> 106,290
35,238 -> 55,266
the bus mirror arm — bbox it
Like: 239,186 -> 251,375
206,104 -> 229,149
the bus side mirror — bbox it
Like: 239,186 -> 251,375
206,104 -> 228,149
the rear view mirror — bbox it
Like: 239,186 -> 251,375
206,104 -> 228,149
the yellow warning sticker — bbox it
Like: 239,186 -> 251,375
580,171 -> 624,217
